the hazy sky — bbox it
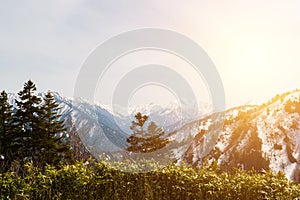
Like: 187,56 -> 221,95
1,0 -> 300,108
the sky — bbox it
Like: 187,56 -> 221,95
0,0 -> 300,109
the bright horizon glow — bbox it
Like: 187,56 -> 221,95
0,0 -> 299,109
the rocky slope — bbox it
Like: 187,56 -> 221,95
180,90 -> 300,182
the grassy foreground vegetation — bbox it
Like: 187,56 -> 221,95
1,160 -> 300,200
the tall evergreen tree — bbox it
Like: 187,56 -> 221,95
0,81 -> 74,168
15,80 -> 43,162
0,90 -> 16,171
126,112 -> 169,153
39,91 -> 72,165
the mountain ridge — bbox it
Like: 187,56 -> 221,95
7,89 -> 300,182
180,89 -> 300,182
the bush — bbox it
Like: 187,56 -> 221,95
0,160 -> 299,199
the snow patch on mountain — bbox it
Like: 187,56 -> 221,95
180,89 -> 300,182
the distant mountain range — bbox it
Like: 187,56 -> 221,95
7,89 -> 300,182
7,92 -> 208,160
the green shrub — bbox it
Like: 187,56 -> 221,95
0,160 -> 299,200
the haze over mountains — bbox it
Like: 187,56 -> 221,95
7,89 -> 300,182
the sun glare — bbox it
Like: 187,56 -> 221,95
221,34 -> 277,105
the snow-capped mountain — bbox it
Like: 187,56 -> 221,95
7,92 -> 204,158
112,100 -> 212,134
179,89 -> 300,182
8,92 -> 129,153
8,89 -> 300,182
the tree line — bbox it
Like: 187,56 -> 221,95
0,80 -> 72,172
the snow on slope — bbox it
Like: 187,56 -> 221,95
180,90 -> 300,182
9,89 -> 300,181
7,92 -> 205,159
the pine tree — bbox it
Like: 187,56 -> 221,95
144,121 -> 169,151
126,112 -> 169,153
39,91 -> 72,165
15,80 -> 43,162
0,90 -> 16,171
